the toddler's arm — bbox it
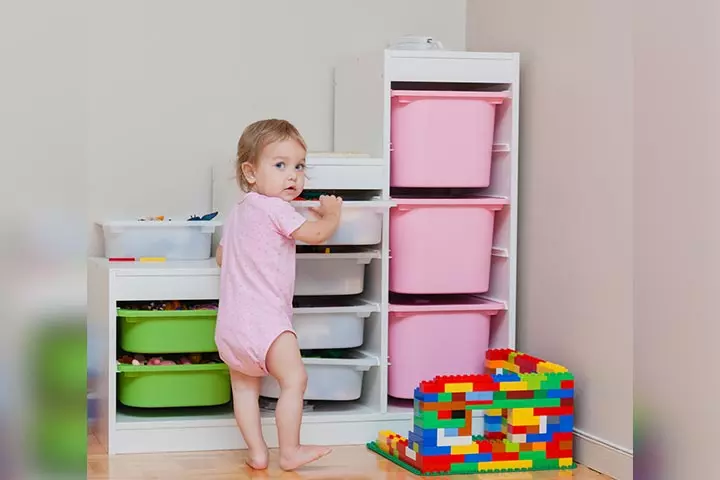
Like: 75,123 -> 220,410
291,195 -> 343,245
216,245 -> 223,267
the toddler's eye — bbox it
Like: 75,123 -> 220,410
296,164 -> 306,171
274,162 -> 285,169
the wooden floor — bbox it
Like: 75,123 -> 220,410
88,435 -> 612,479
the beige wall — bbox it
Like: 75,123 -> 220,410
467,1 -> 632,477
83,0 -> 466,255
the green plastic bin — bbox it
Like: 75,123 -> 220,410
117,363 -> 231,408
117,308 -> 218,353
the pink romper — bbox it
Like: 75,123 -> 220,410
215,192 -> 307,377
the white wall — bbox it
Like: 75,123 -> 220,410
85,0 -> 466,255
467,1 -> 632,478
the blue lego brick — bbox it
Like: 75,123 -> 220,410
413,387 -> 439,402
412,425 -> 439,446
466,391 -> 494,401
444,428 -> 459,437
547,415 -> 574,433
484,415 -> 503,425
546,389 -> 574,399
419,445 -> 453,456
465,453 -> 494,463
484,422 -> 503,433
492,373 -> 521,382
526,432 -> 554,443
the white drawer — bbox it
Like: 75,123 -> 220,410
113,272 -> 220,301
292,200 -> 392,245
305,155 -> 385,190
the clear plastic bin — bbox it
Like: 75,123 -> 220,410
292,201 -> 392,246
292,298 -> 376,349
295,250 -> 379,296
259,353 -> 376,401
99,220 -> 221,260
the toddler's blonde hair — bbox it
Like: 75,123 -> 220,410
236,119 -> 307,192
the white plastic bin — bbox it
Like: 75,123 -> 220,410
292,201 -> 392,246
292,299 -> 377,349
295,251 -> 379,296
99,221 -> 221,260
260,353 -> 377,401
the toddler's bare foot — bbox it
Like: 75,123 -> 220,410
245,449 -> 269,470
279,445 -> 332,471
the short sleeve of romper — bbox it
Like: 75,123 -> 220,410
265,197 -> 307,238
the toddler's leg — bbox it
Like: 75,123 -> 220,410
229,370 -> 268,470
266,331 -> 331,471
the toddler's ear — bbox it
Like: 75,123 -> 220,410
241,162 -> 256,184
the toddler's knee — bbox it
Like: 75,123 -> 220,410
280,369 -> 308,392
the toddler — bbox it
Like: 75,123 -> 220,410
215,119 -> 342,471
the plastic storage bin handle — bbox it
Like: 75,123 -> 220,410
393,197 -> 509,212
391,90 -> 510,105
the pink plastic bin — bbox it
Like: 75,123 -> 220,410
388,296 -> 503,399
390,90 -> 510,188
389,197 -> 508,294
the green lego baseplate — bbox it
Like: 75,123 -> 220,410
366,441 -> 577,476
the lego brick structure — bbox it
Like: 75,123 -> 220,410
368,349 -> 576,475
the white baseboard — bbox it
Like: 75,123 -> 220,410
574,429 -> 633,480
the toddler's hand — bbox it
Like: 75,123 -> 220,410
310,195 -> 343,218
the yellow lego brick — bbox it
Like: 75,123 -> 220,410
413,442 -> 419,452
533,442 -> 547,451
508,408 -> 540,426
478,460 -> 533,472
559,458 -> 573,467
499,381 -> 529,391
451,443 -> 480,455
445,382 -> 474,393
486,409 -> 503,416
537,362 -> 569,373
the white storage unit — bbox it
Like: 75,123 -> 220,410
90,48 -> 519,455
99,220 -> 221,260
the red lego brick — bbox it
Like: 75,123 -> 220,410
508,425 -> 528,434
420,455 -> 455,473
438,410 -> 452,420
452,392 -> 465,401
485,432 -> 506,440
486,349 -> 514,361
554,432 -> 573,442
476,440 -> 494,453
420,380 -> 445,394
534,406 -> 574,416
561,380 -> 575,389
507,390 -> 534,399
493,452 -> 520,461
561,397 -> 574,406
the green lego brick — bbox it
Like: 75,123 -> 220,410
505,442 -> 520,453
367,441 -> 577,477
413,416 -> 467,429
467,398 -> 562,410
450,462 -> 479,474
524,375 -> 547,390
533,458 -> 562,469
534,389 -> 548,399
438,392 -> 454,402
494,391 -> 508,400
520,450 -> 548,461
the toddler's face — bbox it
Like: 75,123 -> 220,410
243,139 -> 306,201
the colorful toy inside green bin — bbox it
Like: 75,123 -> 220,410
117,363 -> 231,408
118,308 -> 218,353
